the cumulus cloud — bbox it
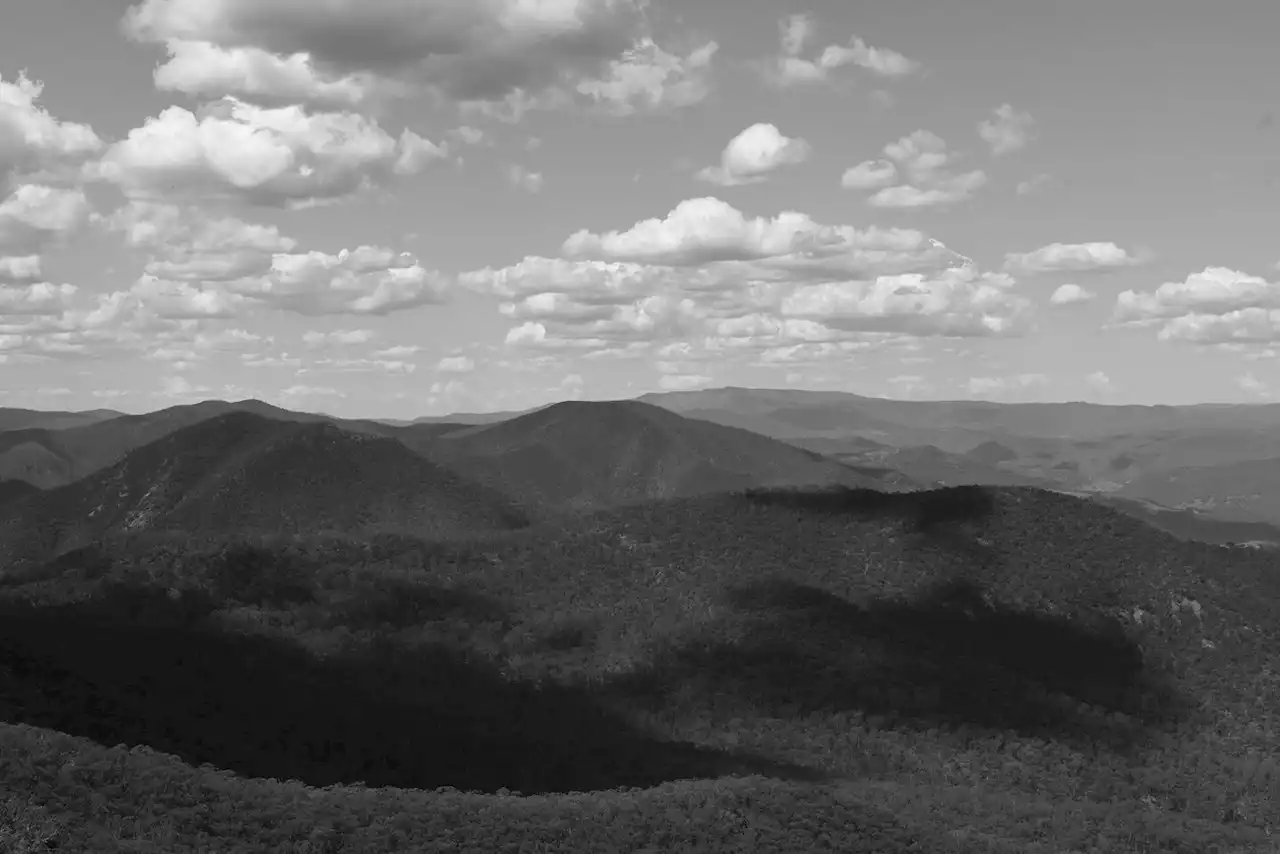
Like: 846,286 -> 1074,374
845,131 -> 986,209
697,123 -> 811,187
302,329 -> 374,348
0,185 -> 91,256
505,164 -> 544,193
0,281 -> 78,315
1016,173 -> 1054,196
1086,371 -> 1114,394
978,104 -> 1035,156
436,355 -> 476,373
95,99 -> 446,207
0,255 -> 41,283
235,246 -> 450,315
1049,283 -> 1096,306
841,159 -> 897,191
658,373 -> 713,391
966,373 -> 1048,400
1113,267 -> 1280,344
0,72 -> 102,180
1005,241 -> 1145,274
122,0 -> 701,116
465,197 -> 1029,355
577,39 -> 718,115
106,201 -> 297,280
766,14 -> 918,88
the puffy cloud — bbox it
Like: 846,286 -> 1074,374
0,255 -> 41,283
151,39 -> 385,108
846,131 -> 986,209
780,266 -> 1030,337
0,72 -> 102,180
467,197 -> 1028,353
123,0 -> 692,114
978,104 -> 1035,156
436,355 -> 476,373
658,373 -> 713,391
0,281 -> 78,315
1113,267 -> 1280,344
281,384 -> 343,399
107,201 -> 296,280
302,329 -> 375,348
841,159 -> 897,191
767,14 -> 917,88
303,357 -> 416,374
1005,241 -> 1145,274
696,123 -> 810,187
1236,373 -> 1269,397
966,373 -> 1048,399
96,99 -> 446,207
576,39 -> 718,115
0,185 -> 91,255
1016,173 -> 1053,196
505,164 -> 544,193
1086,371 -> 1114,393
236,246 -> 450,315
1049,283 -> 1096,306
373,344 -> 423,358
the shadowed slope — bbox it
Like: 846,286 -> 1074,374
423,399 -> 899,513
0,412 -> 528,568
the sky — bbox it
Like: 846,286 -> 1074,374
1,0 -> 1279,419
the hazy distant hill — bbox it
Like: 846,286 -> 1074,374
0,407 -> 123,433
640,387 -> 1280,526
0,399 -> 404,490
0,412 -> 529,568
422,399 -> 909,513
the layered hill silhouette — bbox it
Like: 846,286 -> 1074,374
418,399 -> 912,512
0,407 -> 121,432
0,412 -> 528,568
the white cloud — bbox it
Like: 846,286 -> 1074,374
1236,373 -> 1269,397
0,185 -> 91,256
577,39 -> 718,115
841,159 -> 897,191
1005,241 -> 1145,274
96,99 -> 445,207
1113,267 -> 1280,345
767,14 -> 918,87
0,255 -> 41,283
1049,283 -> 1096,306
978,104 -> 1035,156
281,384 -> 343,398
0,72 -> 102,180
847,131 -> 986,209
123,0 -> 695,116
506,164 -> 544,193
373,344 -> 423,358
302,329 -> 375,348
1016,173 -> 1053,196
0,281 -> 78,315
235,246 -> 450,315
1086,371 -> 1114,394
107,201 -> 296,280
466,197 -> 1029,354
697,123 -> 811,187
151,39 -> 385,108
658,373 -> 713,391
436,355 -> 476,373
966,373 -> 1048,399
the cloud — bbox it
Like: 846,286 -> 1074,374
373,344 -> 423,358
151,39 -> 386,108
1016,173 -> 1053,196
302,329 -> 375,348
846,131 -> 986,209
1236,373 -> 1270,397
106,201 -> 297,280
576,39 -> 718,115
505,164 -> 544,193
465,197 -> 1029,354
658,373 -> 713,391
436,355 -> 476,373
95,99 -> 446,207
966,373 -> 1048,399
696,123 -> 811,186
0,281 -> 78,316
0,72 -> 102,180
280,384 -> 343,399
841,159 -> 897,191
122,0 -> 695,115
978,104 -> 1035,156
1113,267 -> 1280,344
766,14 -> 918,88
0,185 -> 92,256
1005,241 -> 1145,274
1086,371 -> 1114,394
235,246 -> 450,315
0,255 -> 41,283
1049,283 -> 1096,306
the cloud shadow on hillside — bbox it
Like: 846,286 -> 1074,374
608,576 -> 1192,754
0,588 -> 825,795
